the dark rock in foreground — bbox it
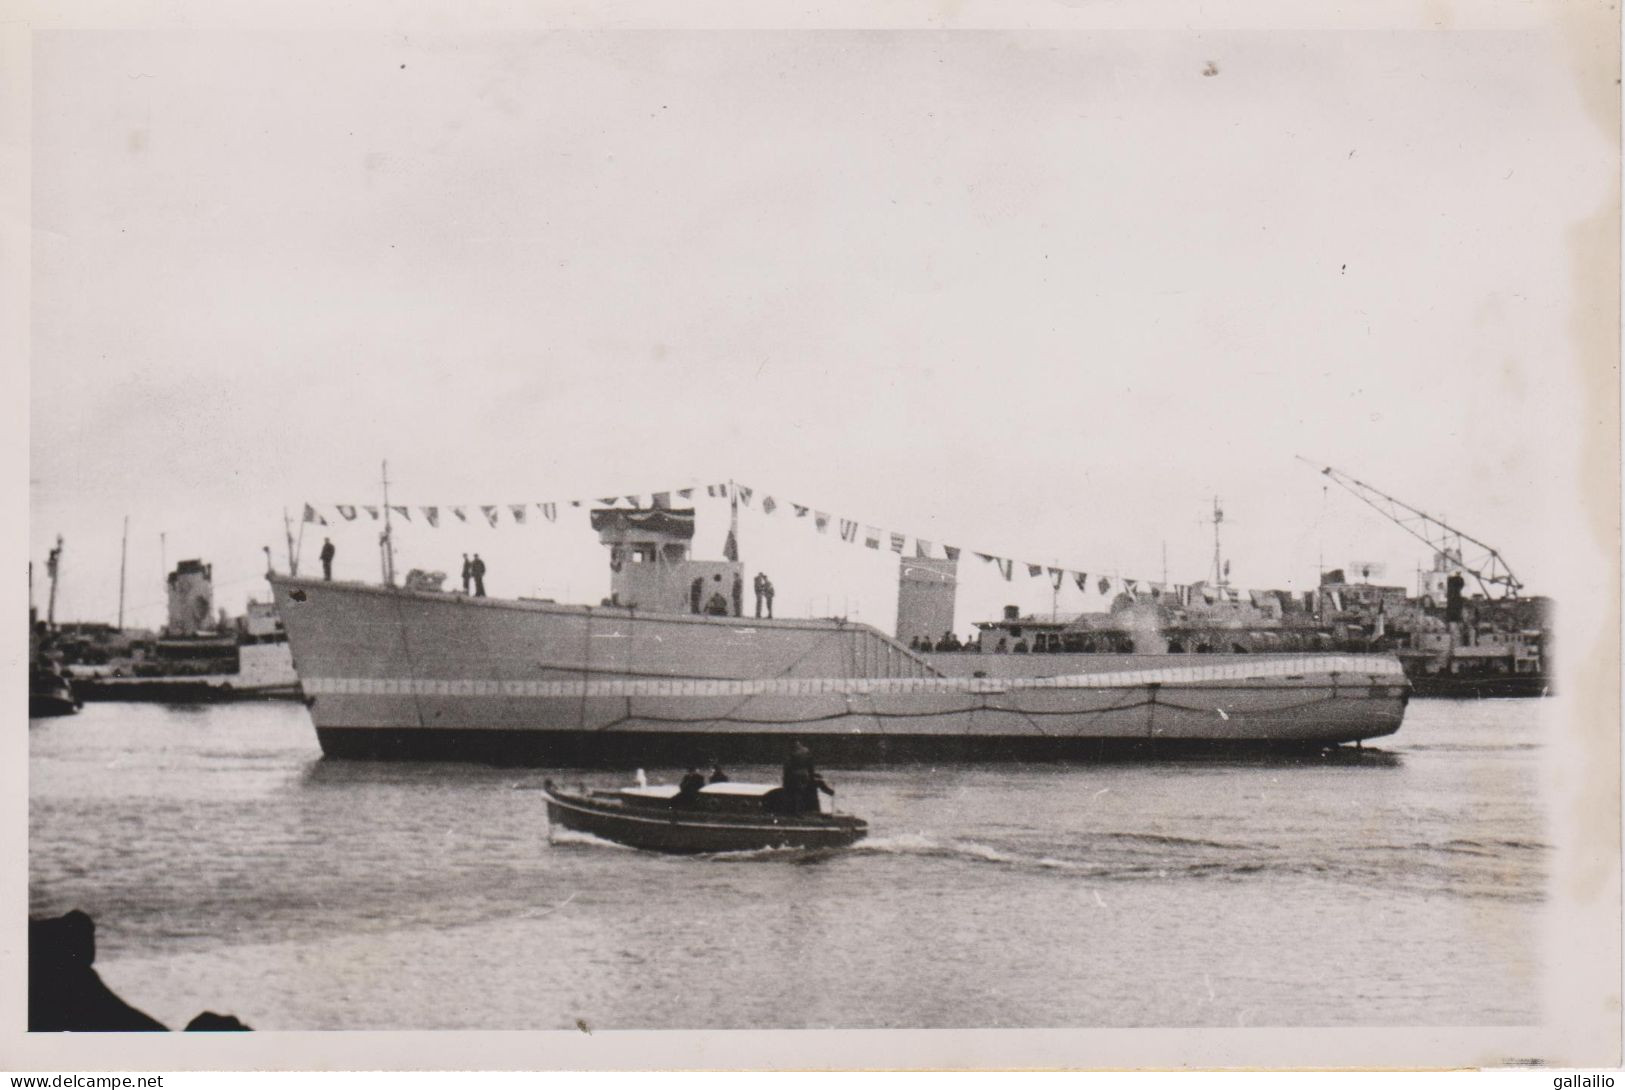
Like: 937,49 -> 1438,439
29,910 -> 251,1032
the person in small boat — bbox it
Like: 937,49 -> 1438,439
778,741 -> 834,814
673,768 -> 707,808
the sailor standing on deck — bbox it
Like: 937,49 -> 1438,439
731,572 -> 744,617
461,554 -> 473,594
319,538 -> 335,581
753,573 -> 769,618
471,554 -> 487,597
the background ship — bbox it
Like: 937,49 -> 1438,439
43,558 -> 300,702
269,501 -> 1408,766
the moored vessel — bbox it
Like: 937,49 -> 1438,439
29,662 -> 82,718
60,561 -> 302,702
269,501 -> 1409,765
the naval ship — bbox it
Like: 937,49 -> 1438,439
267,503 -> 1409,766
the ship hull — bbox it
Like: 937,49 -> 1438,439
74,678 -> 302,703
317,726 -> 1392,765
1405,674 -> 1553,699
270,576 -> 1409,766
70,644 -> 302,703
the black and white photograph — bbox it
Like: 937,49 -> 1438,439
9,0 -> 1621,1075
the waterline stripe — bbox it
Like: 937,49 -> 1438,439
302,655 -> 1405,698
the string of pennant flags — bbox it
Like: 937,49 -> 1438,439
303,482 -> 1249,606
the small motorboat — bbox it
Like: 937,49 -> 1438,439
541,778 -> 868,854
29,663 -> 82,718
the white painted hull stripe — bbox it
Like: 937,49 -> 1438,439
303,655 -> 1404,697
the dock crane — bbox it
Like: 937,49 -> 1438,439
1298,457 -> 1523,599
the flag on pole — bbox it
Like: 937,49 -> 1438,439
1098,576 -> 1111,596
337,505 -> 357,521
1027,564 -> 1043,578
815,511 -> 831,534
651,492 -> 671,510
391,505 -> 411,522
509,505 -> 528,524
623,496 -> 640,508
864,526 -> 881,549
538,503 -> 557,523
481,506 -> 499,527
996,558 -> 1013,581
761,496 -> 777,515
677,488 -> 694,500
889,532 -> 906,553
723,530 -> 738,561
793,504 -> 809,518
943,545 -> 960,562
422,507 -> 440,528
707,484 -> 723,498
302,504 -> 327,525
451,507 -> 467,522
915,539 -> 932,559
364,506 -> 379,520
839,519 -> 858,543
737,486 -> 753,507
1049,568 -> 1064,590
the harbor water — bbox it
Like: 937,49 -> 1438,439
29,698 -> 1550,1030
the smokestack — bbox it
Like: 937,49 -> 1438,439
1446,573 -> 1465,623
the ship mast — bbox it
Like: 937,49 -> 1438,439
726,477 -> 740,565
1210,497 -> 1227,590
118,516 -> 128,630
380,460 -> 397,586
45,534 -> 63,631
283,507 -> 300,576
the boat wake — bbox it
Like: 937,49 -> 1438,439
546,827 -> 637,851
854,832 -> 1094,874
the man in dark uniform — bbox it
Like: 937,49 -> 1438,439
731,571 -> 743,617
690,577 -> 704,614
753,572 -> 768,618
762,575 -> 775,619
673,767 -> 706,808
781,741 -> 833,814
471,554 -> 487,597
461,554 -> 473,594
319,538 -> 335,581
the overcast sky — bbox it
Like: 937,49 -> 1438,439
29,24 -> 1613,632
